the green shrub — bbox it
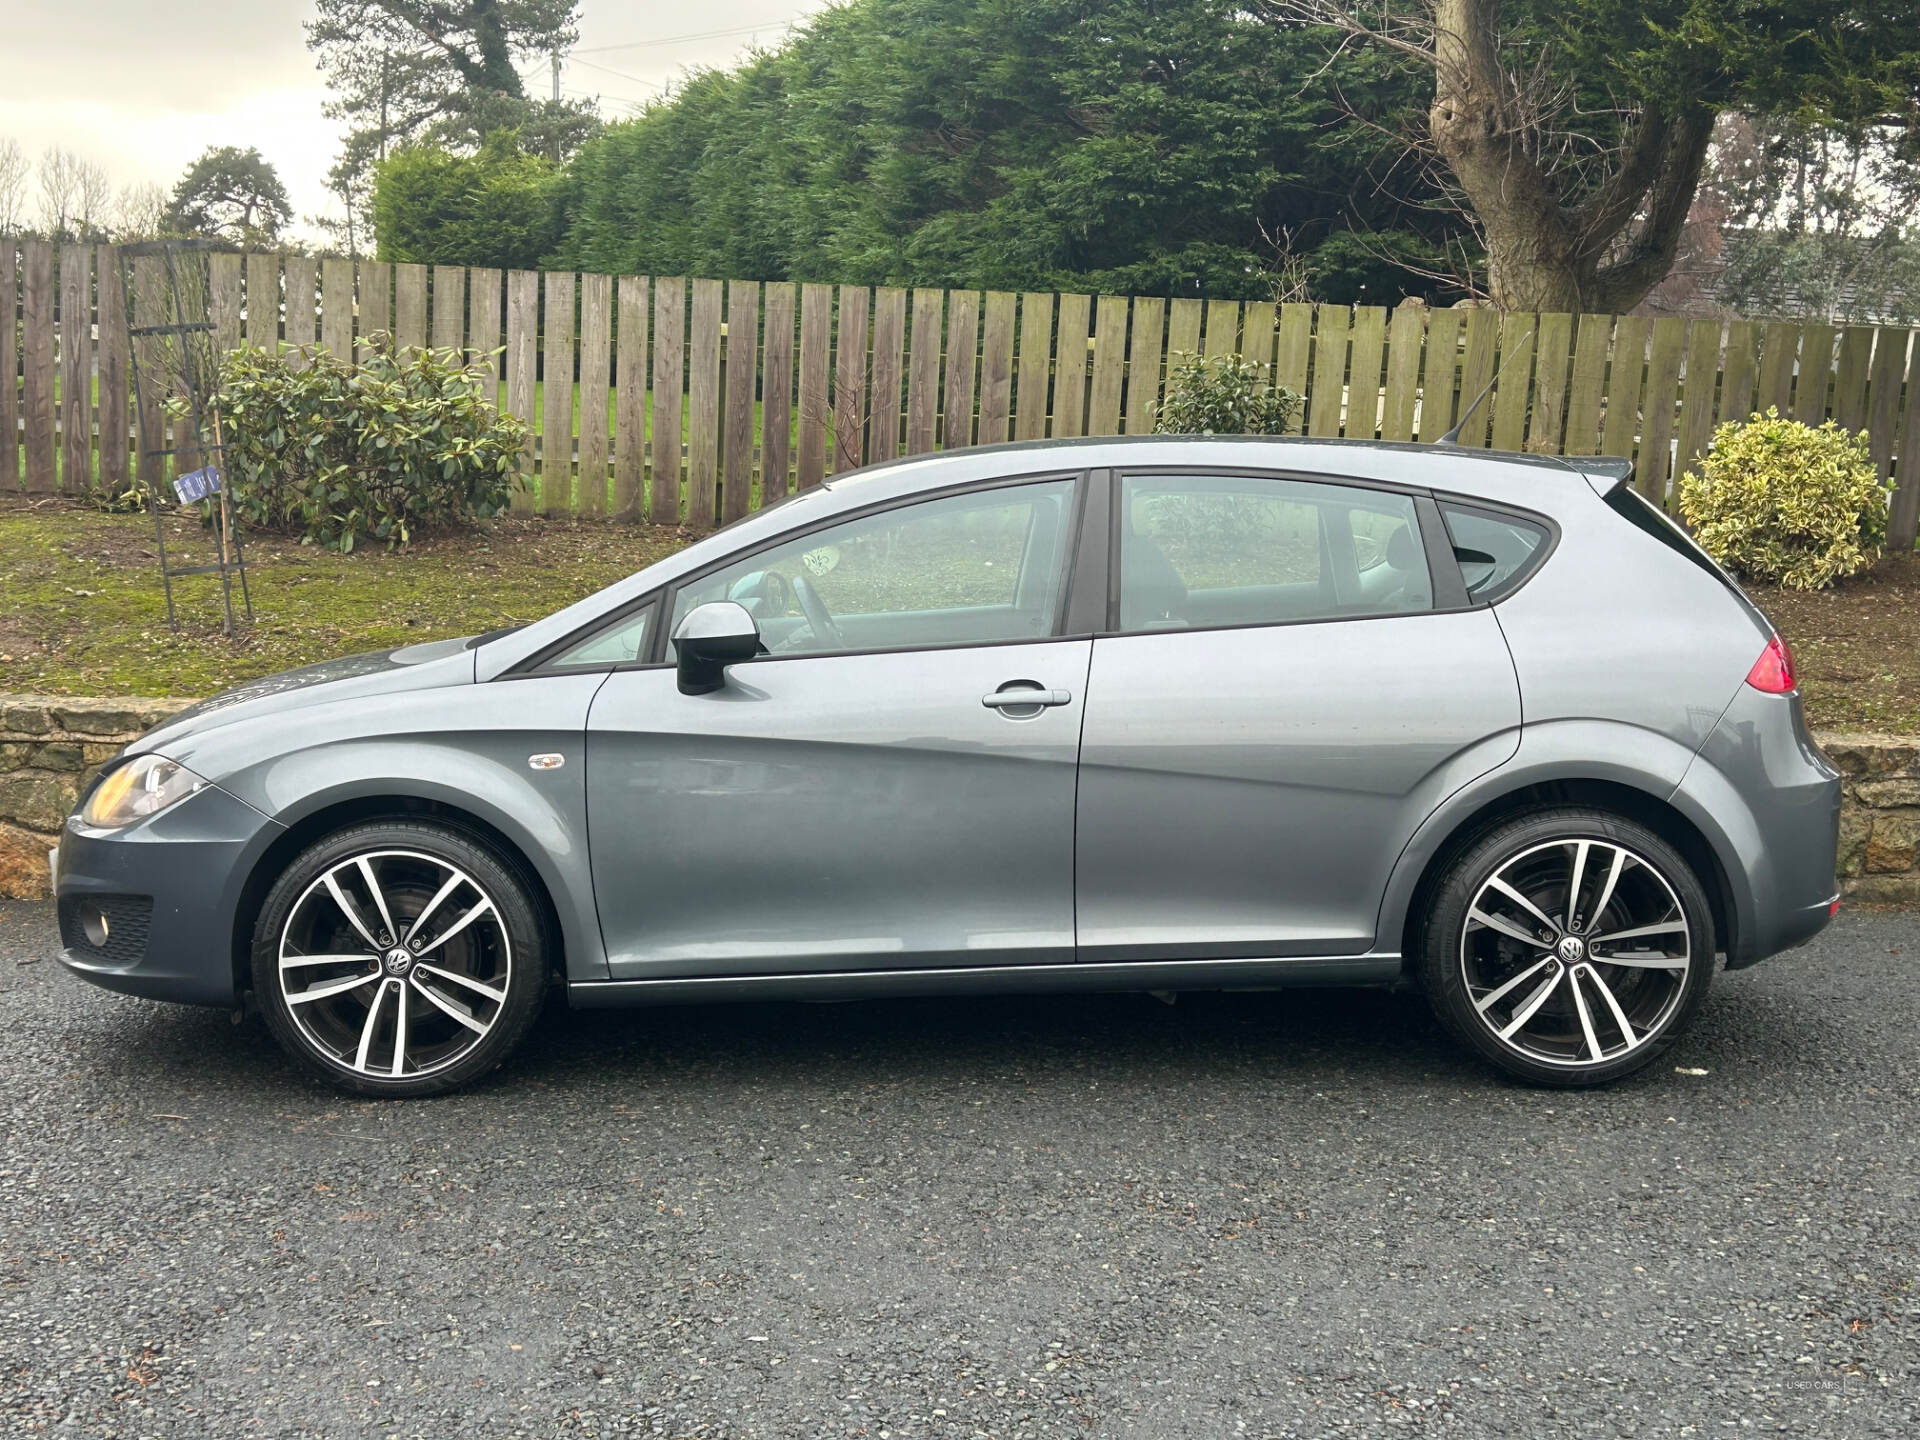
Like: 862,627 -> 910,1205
1154,352 -> 1302,436
372,133 -> 564,271
213,333 -> 529,552
1677,408 -> 1890,591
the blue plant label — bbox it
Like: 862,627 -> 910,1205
173,466 -> 223,504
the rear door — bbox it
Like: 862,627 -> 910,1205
1075,470 -> 1522,960
584,474 -> 1091,979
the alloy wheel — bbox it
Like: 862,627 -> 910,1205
1459,838 -> 1692,1069
277,849 -> 513,1080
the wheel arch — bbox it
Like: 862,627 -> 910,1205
227,792 -> 577,1006
1381,726 -> 1746,980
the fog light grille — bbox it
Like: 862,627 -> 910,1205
58,895 -> 153,967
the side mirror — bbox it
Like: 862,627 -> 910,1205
672,601 -> 762,695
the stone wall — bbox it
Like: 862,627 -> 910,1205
0,696 -> 192,898
2,693 -> 1917,908
1824,734 -> 1920,906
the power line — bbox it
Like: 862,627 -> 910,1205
567,55 -> 667,92
574,19 -> 793,56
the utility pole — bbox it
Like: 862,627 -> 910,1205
549,49 -> 563,163
379,48 -> 391,163
551,49 -> 561,103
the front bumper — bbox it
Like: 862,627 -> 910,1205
54,782 -> 281,1008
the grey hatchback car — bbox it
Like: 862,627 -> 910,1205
54,436 -> 1841,1095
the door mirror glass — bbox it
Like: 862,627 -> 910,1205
672,601 -> 763,694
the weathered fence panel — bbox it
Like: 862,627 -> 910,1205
1,245 -> 19,490
7,238 -> 1920,548
59,245 -> 90,491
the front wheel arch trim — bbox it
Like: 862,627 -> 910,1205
226,789 -> 581,1006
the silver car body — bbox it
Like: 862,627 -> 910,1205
54,437 -> 1841,1011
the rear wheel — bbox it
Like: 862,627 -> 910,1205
252,821 -> 547,1097
1419,808 -> 1715,1086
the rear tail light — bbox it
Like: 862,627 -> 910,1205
1745,633 -> 1795,694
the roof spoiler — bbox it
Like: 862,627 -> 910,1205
1565,456 -> 1634,497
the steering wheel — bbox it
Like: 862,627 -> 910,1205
790,572 -> 846,650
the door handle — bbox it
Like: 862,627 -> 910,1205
982,686 -> 1072,709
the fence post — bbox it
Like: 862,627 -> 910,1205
868,287 -> 906,461
1,242 -> 18,491
977,291 -> 1016,444
1051,294 -> 1090,438
95,245 -> 129,497
796,283 -> 830,484
577,271 -> 613,517
1087,295 -> 1127,438
504,269 -> 538,513
59,244 -> 91,493
722,279 -> 758,524
21,239 -> 55,493
540,269 -> 576,515
650,278 -> 687,521
761,284 -> 795,501
613,274 -> 649,520
1891,338 -> 1920,551
1123,296 -> 1165,437
939,290 -> 977,451
830,283 -> 869,472
685,277 -> 723,525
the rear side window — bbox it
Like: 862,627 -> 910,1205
1117,473 -> 1432,631
1439,503 -> 1549,603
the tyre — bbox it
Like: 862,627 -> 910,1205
252,820 -> 548,1097
1418,807 -> 1715,1087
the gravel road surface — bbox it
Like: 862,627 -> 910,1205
1,899 -> 1915,1438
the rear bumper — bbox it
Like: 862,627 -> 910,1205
1675,687 -> 1842,969
53,783 -> 280,1008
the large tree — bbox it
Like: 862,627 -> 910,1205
164,146 -> 294,247
1270,0 -> 1920,311
307,0 -> 597,187
552,0 -> 1467,300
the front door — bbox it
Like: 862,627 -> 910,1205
586,476 -> 1089,979
1074,470 -> 1522,960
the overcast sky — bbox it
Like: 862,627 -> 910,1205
3,0 -> 824,238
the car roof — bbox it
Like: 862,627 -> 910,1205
475,435 -> 1625,680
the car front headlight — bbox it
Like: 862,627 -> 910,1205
80,754 -> 208,829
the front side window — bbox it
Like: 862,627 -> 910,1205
670,477 -> 1077,657
1117,473 -> 1432,632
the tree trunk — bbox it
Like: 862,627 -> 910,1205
1427,0 -> 1714,313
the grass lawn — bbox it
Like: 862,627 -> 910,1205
2,494 -> 1917,731
0,497 -> 692,697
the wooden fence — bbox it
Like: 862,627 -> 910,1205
6,238 -> 1920,548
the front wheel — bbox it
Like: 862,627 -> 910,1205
252,821 -> 548,1097
1418,808 -> 1716,1087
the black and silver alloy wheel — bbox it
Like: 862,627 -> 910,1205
1420,808 -> 1714,1087
254,822 -> 546,1096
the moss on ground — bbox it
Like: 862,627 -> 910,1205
0,498 -> 691,697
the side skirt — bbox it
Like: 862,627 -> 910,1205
567,953 -> 1404,1009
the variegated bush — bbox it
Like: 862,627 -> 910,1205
1678,408 -> 1891,591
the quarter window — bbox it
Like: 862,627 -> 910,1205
548,605 -> 654,668
1439,503 -> 1549,603
670,478 -> 1078,657
1116,474 -> 1433,631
